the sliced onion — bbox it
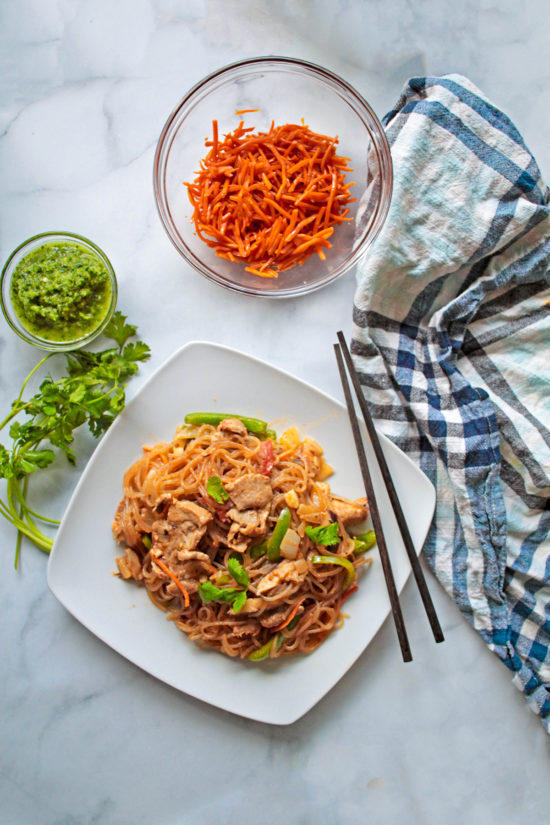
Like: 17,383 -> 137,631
280,528 -> 301,560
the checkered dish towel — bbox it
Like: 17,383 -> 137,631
352,75 -> 550,732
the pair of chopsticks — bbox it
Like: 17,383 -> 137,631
334,331 -> 444,662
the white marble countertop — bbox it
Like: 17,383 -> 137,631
1,2 -> 549,823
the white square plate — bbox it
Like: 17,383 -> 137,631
47,342 -> 435,725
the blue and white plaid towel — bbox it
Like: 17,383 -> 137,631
352,75 -> 550,732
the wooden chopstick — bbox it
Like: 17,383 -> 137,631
336,331 -> 444,645
334,342 -> 413,663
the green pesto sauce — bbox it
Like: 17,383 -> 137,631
10,241 -> 112,343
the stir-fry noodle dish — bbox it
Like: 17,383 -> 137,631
113,413 -> 375,662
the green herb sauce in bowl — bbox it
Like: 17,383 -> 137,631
1,232 -> 118,351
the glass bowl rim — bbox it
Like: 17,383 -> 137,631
1,230 -> 118,352
153,54 -> 393,298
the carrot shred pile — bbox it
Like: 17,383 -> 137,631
185,120 -> 356,278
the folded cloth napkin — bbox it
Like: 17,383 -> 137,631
352,74 -> 550,732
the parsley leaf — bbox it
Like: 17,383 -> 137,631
206,475 -> 229,504
198,581 -> 238,604
305,522 -> 340,546
198,580 -> 248,614
122,340 -> 151,364
232,590 -> 247,613
227,554 -> 250,588
201,552 -> 251,611
0,310 -> 149,566
103,311 -> 137,348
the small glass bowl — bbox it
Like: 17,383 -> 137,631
1,231 -> 118,351
154,56 -> 392,298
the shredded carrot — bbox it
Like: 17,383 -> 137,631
185,121 -> 355,278
235,108 -> 260,115
273,599 -> 304,632
340,584 -> 358,605
151,554 -> 190,608
211,119 -> 219,159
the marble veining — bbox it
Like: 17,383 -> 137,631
1,1 -> 549,823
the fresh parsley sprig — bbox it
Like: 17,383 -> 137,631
305,522 -> 340,546
198,581 -> 248,613
198,554 -> 250,613
0,311 -> 150,566
206,475 -> 229,504
227,554 -> 249,588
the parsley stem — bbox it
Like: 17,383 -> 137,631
0,496 -> 52,553
8,474 -> 60,525
0,354 -> 54,432
22,507 -> 61,526
7,478 -> 52,548
18,353 -> 54,401
14,476 -> 27,569
14,524 -> 23,569
0,401 -> 32,432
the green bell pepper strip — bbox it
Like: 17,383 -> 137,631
142,534 -> 152,549
249,540 -> 268,559
353,530 -> 376,555
311,554 -> 357,589
184,412 -> 267,435
213,572 -> 232,585
285,614 -> 301,632
266,508 -> 291,561
248,634 -> 284,661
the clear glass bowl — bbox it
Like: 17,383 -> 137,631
1,231 -> 118,351
153,56 -> 392,298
